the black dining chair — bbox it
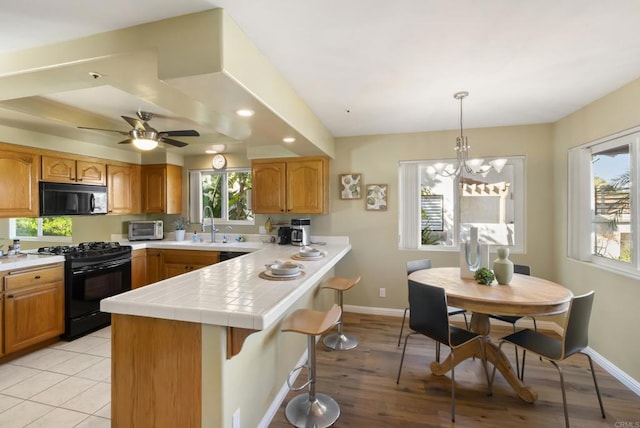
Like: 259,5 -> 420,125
398,259 -> 469,352
397,280 -> 490,422
491,291 -> 605,428
488,264 -> 534,377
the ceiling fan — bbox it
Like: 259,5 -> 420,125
78,110 -> 200,150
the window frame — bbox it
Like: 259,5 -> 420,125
188,167 -> 254,226
399,156 -> 525,253
568,126 -> 640,277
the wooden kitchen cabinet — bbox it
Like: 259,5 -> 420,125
42,155 -> 106,185
0,149 -> 39,217
131,249 -> 147,289
141,164 -> 182,214
107,163 -> 141,214
252,157 -> 329,214
146,249 -> 163,285
3,263 -> 64,355
0,294 -> 4,358
161,250 -> 220,279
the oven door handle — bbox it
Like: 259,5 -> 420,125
72,259 -> 130,275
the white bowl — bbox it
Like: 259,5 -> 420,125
268,262 -> 300,275
299,248 -> 321,257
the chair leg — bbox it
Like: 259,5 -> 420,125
549,361 -> 570,428
582,352 -> 606,419
396,332 -> 415,384
398,307 -> 408,347
511,324 -> 520,380
436,342 -> 441,363
520,348 -> 527,381
462,312 -> 469,330
450,348 -> 456,423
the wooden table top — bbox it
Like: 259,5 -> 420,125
408,267 -> 573,317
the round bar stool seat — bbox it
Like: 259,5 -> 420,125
321,275 -> 361,351
281,304 -> 342,428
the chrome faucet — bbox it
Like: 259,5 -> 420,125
202,205 -> 218,242
222,226 -> 232,243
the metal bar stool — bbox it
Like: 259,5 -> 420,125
282,304 -> 342,428
321,275 -> 361,350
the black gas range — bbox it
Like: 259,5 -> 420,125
39,242 -> 132,340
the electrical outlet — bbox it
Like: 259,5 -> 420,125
232,409 -> 240,428
379,288 -> 386,298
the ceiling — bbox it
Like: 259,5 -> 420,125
1,1 -> 640,156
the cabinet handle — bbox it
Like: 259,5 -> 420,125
7,294 -> 13,299
34,275 -> 41,279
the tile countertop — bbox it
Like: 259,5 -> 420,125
101,236 -> 351,331
0,253 -> 65,272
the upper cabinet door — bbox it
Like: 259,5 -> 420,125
252,161 -> 287,213
0,151 -> 39,217
42,156 -> 106,185
141,164 -> 182,214
252,157 -> 329,214
107,164 -> 140,215
286,158 -> 328,214
76,160 -> 106,185
42,156 -> 76,183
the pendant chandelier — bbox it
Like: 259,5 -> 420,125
432,91 -> 506,178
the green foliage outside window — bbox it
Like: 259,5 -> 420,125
202,171 -> 253,221
15,217 -> 72,237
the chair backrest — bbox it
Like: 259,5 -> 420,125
407,279 -> 450,344
562,291 -> 595,357
407,259 -> 431,275
514,264 -> 530,275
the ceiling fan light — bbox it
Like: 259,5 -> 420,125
132,138 -> 158,151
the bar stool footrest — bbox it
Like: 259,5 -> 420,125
323,332 -> 359,350
285,392 -> 341,428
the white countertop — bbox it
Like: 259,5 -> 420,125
101,237 -> 351,331
0,253 -> 65,272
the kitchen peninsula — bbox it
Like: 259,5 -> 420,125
101,237 -> 351,428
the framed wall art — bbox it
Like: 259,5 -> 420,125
340,173 -> 363,199
366,184 -> 388,211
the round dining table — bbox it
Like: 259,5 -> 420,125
408,266 -> 573,403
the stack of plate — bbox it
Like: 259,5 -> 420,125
266,262 -> 301,277
298,247 -> 322,258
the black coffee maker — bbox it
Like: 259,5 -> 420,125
277,226 -> 291,245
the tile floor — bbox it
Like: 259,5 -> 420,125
0,327 -> 112,427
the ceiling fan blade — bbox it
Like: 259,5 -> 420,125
78,126 -> 129,136
160,137 -> 188,148
161,129 -> 200,137
121,115 -> 146,130
117,139 -> 132,144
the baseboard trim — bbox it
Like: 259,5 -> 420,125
344,304 -> 640,397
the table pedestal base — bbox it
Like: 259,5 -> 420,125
430,313 -> 538,403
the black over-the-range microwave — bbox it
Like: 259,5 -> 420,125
39,182 -> 108,216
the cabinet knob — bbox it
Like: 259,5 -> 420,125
7,294 -> 13,299
34,275 -> 41,279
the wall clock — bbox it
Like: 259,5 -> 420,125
212,154 -> 227,170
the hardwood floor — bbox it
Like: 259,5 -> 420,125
270,312 -> 640,427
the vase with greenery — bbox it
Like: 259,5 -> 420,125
173,216 -> 189,241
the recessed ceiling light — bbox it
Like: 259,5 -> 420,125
205,149 -> 217,154
236,109 -> 254,117
282,137 -> 296,143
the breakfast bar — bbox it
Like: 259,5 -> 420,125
101,238 -> 351,428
